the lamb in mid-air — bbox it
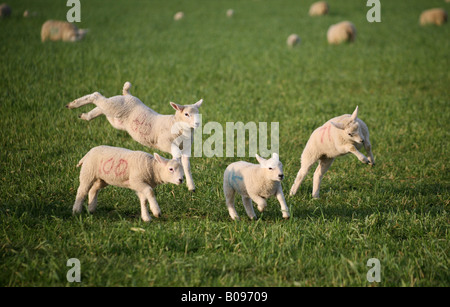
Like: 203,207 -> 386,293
66,82 -> 203,192
72,145 -> 184,222
289,106 -> 374,199
223,153 -> 290,221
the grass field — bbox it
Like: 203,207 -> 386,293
0,0 -> 449,287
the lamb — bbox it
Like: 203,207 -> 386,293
420,8 -> 447,26
72,145 -> 184,222
327,21 -> 356,45
0,3 -> 11,18
223,153 -> 290,221
41,20 -> 88,42
226,9 -> 234,18
309,1 -> 329,16
66,82 -> 203,192
289,106 -> 374,199
287,34 -> 301,47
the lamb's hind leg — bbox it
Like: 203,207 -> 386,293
312,158 -> 334,199
66,92 -> 103,109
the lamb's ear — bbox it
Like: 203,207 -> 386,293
330,121 -> 345,130
170,102 -> 185,112
255,154 -> 266,165
193,99 -> 203,108
350,106 -> 359,121
272,152 -> 279,161
153,153 -> 167,165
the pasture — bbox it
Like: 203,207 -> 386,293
0,0 -> 449,287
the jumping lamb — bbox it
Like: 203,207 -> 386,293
309,1 -> 329,16
289,106 -> 374,198
223,153 -> 290,220
66,82 -> 203,192
420,8 -> 447,26
41,20 -> 88,42
72,145 -> 184,222
327,21 -> 356,45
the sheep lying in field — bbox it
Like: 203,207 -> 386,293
420,8 -> 447,26
0,3 -> 11,17
66,82 -> 203,192
223,153 -> 290,220
287,34 -> 301,47
327,21 -> 356,45
73,145 -> 184,222
289,106 -> 374,199
174,11 -> 184,21
227,9 -> 234,18
41,20 -> 88,42
309,1 -> 329,16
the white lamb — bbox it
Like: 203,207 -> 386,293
72,145 -> 184,222
289,106 -> 374,198
420,8 -> 447,26
223,153 -> 290,220
66,82 -> 203,192
309,1 -> 329,16
327,21 -> 356,45
41,20 -> 88,42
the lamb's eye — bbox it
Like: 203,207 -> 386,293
268,167 -> 273,170
348,133 -> 353,137
169,168 -> 174,172
184,113 -> 190,117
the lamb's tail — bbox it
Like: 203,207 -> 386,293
123,81 -> 132,95
76,154 -> 88,167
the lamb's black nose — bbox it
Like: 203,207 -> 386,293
178,178 -> 183,184
278,174 -> 284,180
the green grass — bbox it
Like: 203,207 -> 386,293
0,0 -> 449,287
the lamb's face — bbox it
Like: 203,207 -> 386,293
154,154 -> 184,185
344,121 -> 364,145
162,159 -> 184,185
256,153 -> 284,182
171,99 -> 203,129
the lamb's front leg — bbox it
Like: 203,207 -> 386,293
275,187 -> 290,219
252,195 -> 268,213
181,155 -> 195,191
133,182 -> 161,219
137,192 -> 151,222
364,140 -> 375,166
80,107 -> 104,121
347,144 -> 370,164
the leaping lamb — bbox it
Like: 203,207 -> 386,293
289,106 -> 374,198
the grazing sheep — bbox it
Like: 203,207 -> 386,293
287,34 -> 301,47
226,9 -> 234,17
327,21 -> 356,45
41,20 -> 88,42
223,153 -> 290,220
0,3 -> 11,17
66,82 -> 203,192
174,11 -> 184,21
72,145 -> 184,222
420,8 -> 447,26
309,1 -> 329,16
289,106 -> 374,199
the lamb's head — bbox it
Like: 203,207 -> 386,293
331,106 -> 365,146
153,153 -> 184,185
255,153 -> 284,182
170,99 -> 203,129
